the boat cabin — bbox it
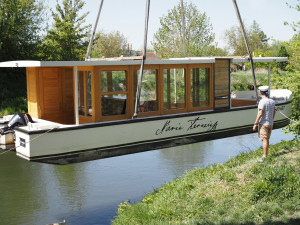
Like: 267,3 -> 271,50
6,57 -> 286,125
25,58 -> 222,125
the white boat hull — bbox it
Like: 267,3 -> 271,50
14,101 -> 292,165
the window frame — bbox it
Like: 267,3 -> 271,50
131,65 -> 160,118
77,67 -> 94,124
187,63 -> 214,112
97,65 -> 130,122
159,64 -> 188,115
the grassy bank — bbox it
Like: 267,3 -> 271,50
112,139 -> 300,225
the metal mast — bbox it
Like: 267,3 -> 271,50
232,0 -> 259,103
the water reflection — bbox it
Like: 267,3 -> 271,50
48,164 -> 89,214
158,142 -> 209,177
0,129 -> 295,225
0,152 -> 47,225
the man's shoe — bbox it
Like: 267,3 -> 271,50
259,155 -> 265,162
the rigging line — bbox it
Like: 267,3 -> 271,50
277,109 -> 298,124
180,0 -> 187,57
133,0 -> 151,118
0,126 -> 58,156
232,0 -> 259,103
85,0 -> 105,60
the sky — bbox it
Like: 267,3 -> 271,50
46,0 -> 299,50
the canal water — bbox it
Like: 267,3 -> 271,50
0,129 -> 295,225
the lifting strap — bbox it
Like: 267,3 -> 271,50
180,0 -> 187,57
85,0 -> 105,60
232,0 -> 259,103
133,0 -> 151,118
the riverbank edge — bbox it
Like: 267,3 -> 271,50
112,138 -> 300,225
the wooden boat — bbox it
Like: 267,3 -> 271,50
0,57 -> 292,164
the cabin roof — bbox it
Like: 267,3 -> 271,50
0,57 -> 288,68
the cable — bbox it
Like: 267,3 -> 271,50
277,108 -> 298,124
0,126 -> 58,156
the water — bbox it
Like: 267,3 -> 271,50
0,129 -> 294,225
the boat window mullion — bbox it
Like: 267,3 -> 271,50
196,68 -> 200,106
206,68 -> 210,106
83,72 -> 88,116
166,69 -> 171,109
107,71 -> 113,92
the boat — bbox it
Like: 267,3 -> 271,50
0,57 -> 292,164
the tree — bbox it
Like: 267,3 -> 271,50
224,26 -> 246,55
90,30 -> 128,58
0,0 -> 44,61
0,0 -> 45,110
224,20 -> 269,56
284,1 -> 300,32
271,34 -> 300,136
277,45 -> 289,70
40,0 -> 91,61
152,2 -> 215,58
272,1 -> 300,136
249,20 -> 269,51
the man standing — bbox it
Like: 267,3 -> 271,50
253,86 -> 276,162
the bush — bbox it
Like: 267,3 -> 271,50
0,97 -> 28,117
251,165 -> 300,202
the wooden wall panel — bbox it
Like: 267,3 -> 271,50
26,67 -> 76,124
231,99 -> 256,107
39,68 -> 63,123
215,89 -> 229,97
214,59 -> 230,109
215,99 -> 229,108
26,68 -> 39,118
62,68 -> 74,124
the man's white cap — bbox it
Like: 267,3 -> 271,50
259,86 -> 269,92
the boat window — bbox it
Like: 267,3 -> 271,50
163,68 -> 186,110
133,69 -> 158,113
101,71 -> 126,92
78,71 -> 92,117
190,68 -> 210,107
100,71 -> 127,116
101,94 -> 127,116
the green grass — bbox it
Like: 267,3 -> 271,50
112,139 -> 300,225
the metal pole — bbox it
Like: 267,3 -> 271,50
74,66 -> 79,125
85,0 -> 105,60
133,0 -> 150,118
180,0 -> 187,57
232,0 -> 259,103
174,69 -> 177,104
268,63 -> 271,97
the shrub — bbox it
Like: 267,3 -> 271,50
251,165 -> 300,202
0,97 -> 28,117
